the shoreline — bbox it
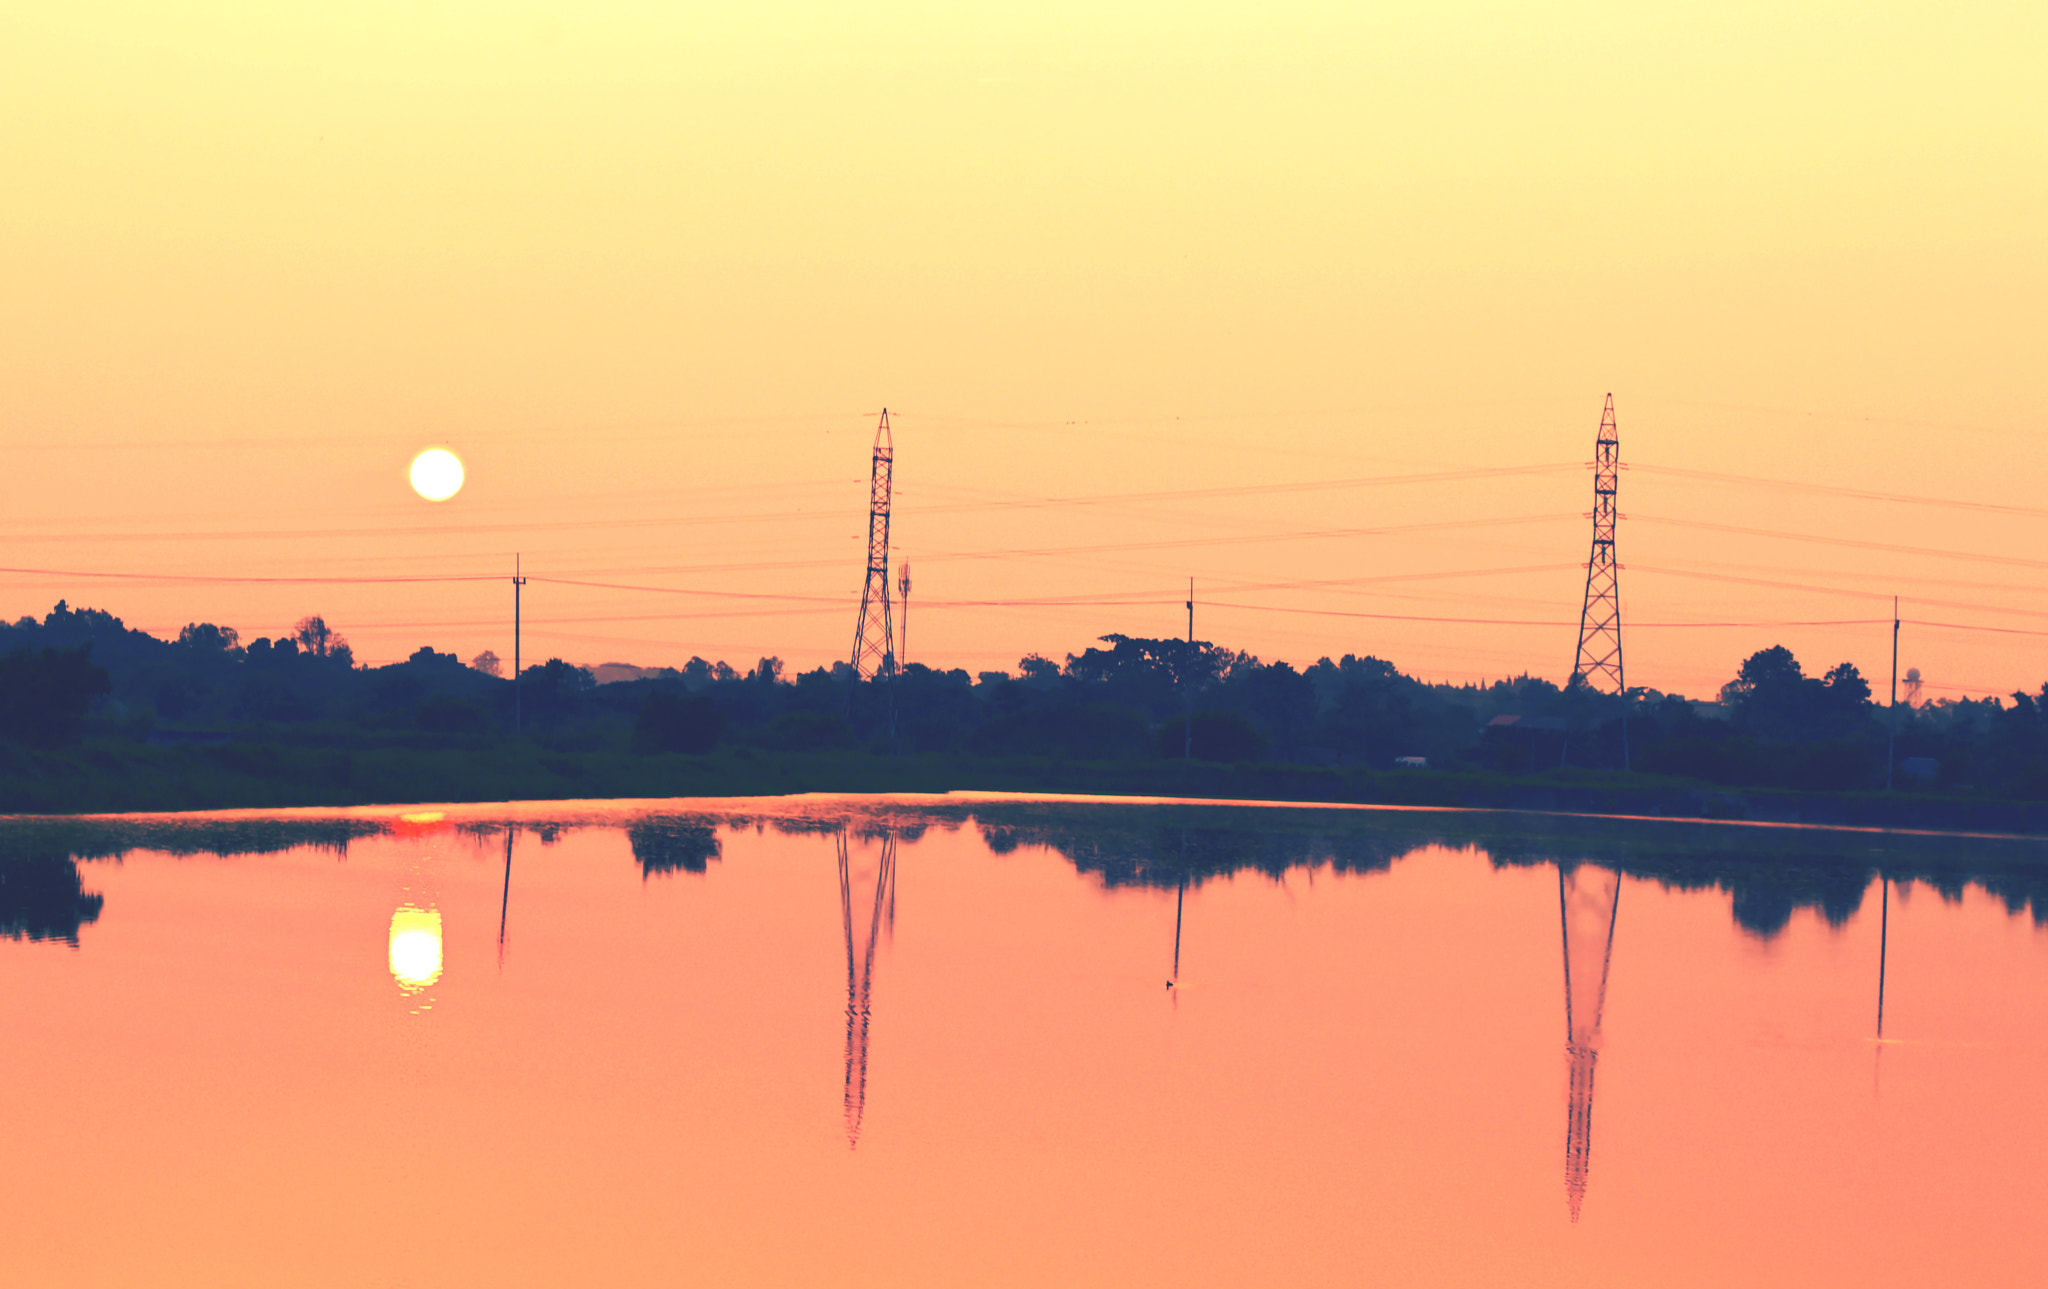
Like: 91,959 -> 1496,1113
5,738 -> 2048,842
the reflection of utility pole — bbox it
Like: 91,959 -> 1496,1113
1170,827 -> 1188,991
498,826 -> 515,968
513,554 -> 528,734
1876,875 -> 1890,1037
1874,874 -> 1890,1093
1560,862 -> 1621,1224
837,830 -> 898,1150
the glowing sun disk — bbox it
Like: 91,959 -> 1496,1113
408,448 -> 464,501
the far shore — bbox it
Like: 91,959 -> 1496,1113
6,738 -> 2048,840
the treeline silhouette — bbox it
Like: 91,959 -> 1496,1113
5,600 -> 2048,799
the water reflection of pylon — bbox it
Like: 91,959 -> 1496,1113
1559,863 -> 1620,1223
838,830 -> 898,1150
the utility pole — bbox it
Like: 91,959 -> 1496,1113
512,553 -> 527,735
1570,395 -> 1627,770
1184,578 -> 1194,761
1887,596 -> 1900,791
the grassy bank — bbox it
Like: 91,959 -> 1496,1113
5,734 -> 2048,836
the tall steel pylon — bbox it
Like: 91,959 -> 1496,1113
1570,394 -> 1627,767
850,410 -> 897,702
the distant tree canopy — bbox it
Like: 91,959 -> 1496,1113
294,615 -> 351,665
1720,646 -> 1873,741
14,601 -> 2048,797
178,622 -> 240,652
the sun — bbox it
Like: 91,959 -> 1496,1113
408,448 -> 465,501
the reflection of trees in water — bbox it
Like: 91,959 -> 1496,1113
0,819 -> 378,947
967,803 -> 2048,939
627,819 -> 723,877
977,816 -> 1416,890
1484,841 -> 1888,938
0,851 -> 103,945
1465,836 -> 2048,939
10,803 -> 2048,943
34,818 -> 378,863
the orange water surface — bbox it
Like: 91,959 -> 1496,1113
2,798 -> 2044,1287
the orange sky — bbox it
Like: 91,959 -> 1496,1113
2,4 -> 2043,698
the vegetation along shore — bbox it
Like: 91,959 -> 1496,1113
8,600 -> 2048,831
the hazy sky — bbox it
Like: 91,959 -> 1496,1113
3,3 -> 2043,698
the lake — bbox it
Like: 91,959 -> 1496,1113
3,794 -> 2045,1287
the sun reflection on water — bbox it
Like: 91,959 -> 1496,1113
388,905 -> 444,993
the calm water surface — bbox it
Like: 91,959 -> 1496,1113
4,794 -> 2047,1287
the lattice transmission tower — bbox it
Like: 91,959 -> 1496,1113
1570,394 -> 1627,767
849,411 -> 897,715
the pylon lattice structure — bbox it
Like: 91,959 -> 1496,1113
838,830 -> 898,1150
850,410 -> 896,683
1571,395 -> 1624,695
1560,862 -> 1621,1223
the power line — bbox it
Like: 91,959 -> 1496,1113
1635,516 -> 2048,573
899,462 -> 1581,515
1632,563 -> 2048,623
1634,464 -> 2048,521
1201,600 -> 1889,630
0,564 -> 499,586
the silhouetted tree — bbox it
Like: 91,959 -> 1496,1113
177,622 -> 240,652
1721,646 -> 1873,741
